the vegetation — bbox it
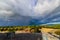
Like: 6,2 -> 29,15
0,24 -> 60,31
55,30 -> 60,35
55,30 -> 60,40
41,24 -> 60,29
0,25 -> 41,32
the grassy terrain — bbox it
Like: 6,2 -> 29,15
41,24 -> 60,29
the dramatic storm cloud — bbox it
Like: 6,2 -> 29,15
0,0 -> 60,26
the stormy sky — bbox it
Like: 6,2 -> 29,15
0,0 -> 60,26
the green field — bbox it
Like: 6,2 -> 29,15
41,24 -> 60,29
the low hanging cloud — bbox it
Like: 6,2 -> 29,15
0,0 -> 60,25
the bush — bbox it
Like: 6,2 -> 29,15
55,30 -> 60,35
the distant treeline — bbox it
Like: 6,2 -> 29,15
0,24 -> 60,30
0,25 -> 42,32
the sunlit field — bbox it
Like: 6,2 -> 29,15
0,24 -> 60,34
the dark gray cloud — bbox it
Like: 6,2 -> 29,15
0,0 -> 60,26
